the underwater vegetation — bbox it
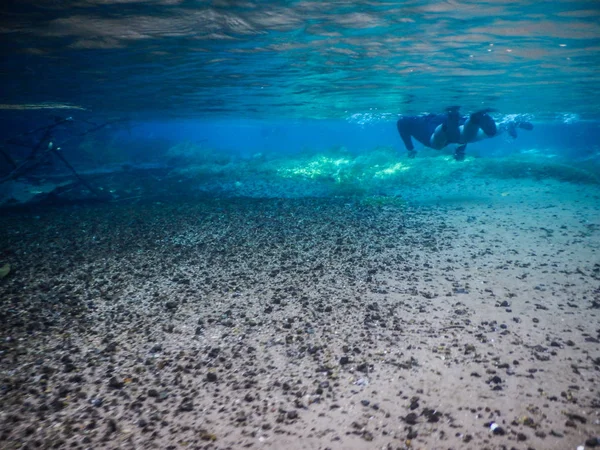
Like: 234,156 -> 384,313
168,144 -> 600,198
1,139 -> 598,207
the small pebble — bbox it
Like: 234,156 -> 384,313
206,372 -> 218,382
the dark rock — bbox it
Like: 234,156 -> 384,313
106,419 -> 118,434
68,374 -> 84,383
206,372 -> 218,382
422,408 -> 441,423
287,410 -> 298,420
339,356 -> 350,365
565,412 -> 587,424
179,398 -> 194,412
362,430 -> 374,441
356,363 -> 370,373
50,398 -> 65,411
165,301 -> 178,311
404,413 -> 418,425
57,385 -> 70,397
103,342 -> 118,353
149,344 -> 162,353
585,437 -> 599,447
492,425 -> 505,435
108,376 -> 124,389
523,417 -> 536,428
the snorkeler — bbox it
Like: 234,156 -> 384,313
396,107 -> 534,161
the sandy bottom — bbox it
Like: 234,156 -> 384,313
0,178 -> 599,450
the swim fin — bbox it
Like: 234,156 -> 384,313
469,108 -> 497,124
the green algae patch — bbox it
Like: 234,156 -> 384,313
0,263 -> 10,279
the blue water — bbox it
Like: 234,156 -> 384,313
2,0 -> 600,119
0,0 -> 599,200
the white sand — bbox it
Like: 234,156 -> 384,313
0,178 -> 598,450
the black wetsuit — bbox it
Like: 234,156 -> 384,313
396,113 -> 497,151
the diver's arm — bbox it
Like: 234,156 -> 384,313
396,118 -> 418,157
396,118 -> 415,151
454,144 -> 467,161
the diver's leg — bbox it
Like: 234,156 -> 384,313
460,118 -> 480,143
461,109 -> 497,143
430,107 -> 460,149
397,117 -> 418,158
430,123 -> 448,149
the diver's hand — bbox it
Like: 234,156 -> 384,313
454,145 -> 466,161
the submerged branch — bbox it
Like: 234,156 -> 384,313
0,116 -> 122,201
